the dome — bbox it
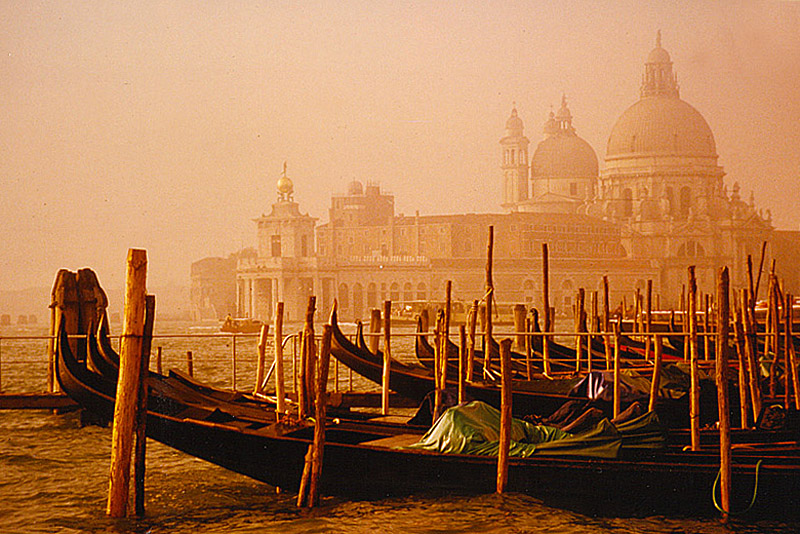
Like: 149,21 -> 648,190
606,95 -> 717,159
647,46 -> 671,64
531,97 -> 598,180
505,107 -> 524,134
532,134 -> 598,179
347,180 -> 364,196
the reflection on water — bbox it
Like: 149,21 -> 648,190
0,323 -> 798,533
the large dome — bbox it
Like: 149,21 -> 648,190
606,95 -> 717,159
532,134 -> 598,178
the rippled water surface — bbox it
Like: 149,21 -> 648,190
1,323 -> 799,533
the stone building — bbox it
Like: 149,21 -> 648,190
192,32 -> 790,324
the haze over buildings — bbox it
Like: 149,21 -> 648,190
2,2 -> 800,306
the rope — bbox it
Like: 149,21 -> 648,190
712,459 -> 762,516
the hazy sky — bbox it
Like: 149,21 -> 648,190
2,1 -> 799,291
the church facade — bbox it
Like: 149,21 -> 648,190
192,34 -> 782,324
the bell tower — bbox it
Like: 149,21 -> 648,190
500,105 -> 529,209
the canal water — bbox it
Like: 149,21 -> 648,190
1,322 -> 798,533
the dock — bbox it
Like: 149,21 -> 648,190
0,392 -> 78,410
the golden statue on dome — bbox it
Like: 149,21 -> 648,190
276,161 -> 294,202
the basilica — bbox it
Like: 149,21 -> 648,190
192,34 -> 789,324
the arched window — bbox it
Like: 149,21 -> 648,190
677,241 -> 706,258
338,283 -> 349,310
390,282 -> 400,302
403,282 -> 413,303
416,283 -> 427,301
367,283 -> 377,308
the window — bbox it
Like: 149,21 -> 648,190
301,235 -> 308,257
271,235 -> 281,257
416,283 -> 427,301
570,182 -> 578,197
338,283 -> 349,309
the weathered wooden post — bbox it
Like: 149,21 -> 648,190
715,267 -> 732,522
433,314 -> 444,423
303,296 -> 317,418
513,304 -> 526,352
382,300 -> 392,415
702,294 -> 710,361
484,227 -> 494,378
525,316 -> 533,380
574,288 -> 585,373
231,335 -> 237,391
497,338 -> 513,494
645,280 -> 653,361
602,275 -> 612,370
443,281 -> 452,384
542,243 -> 551,376
688,266 -> 700,452
788,294 -> 800,411
107,249 -> 147,518
134,294 -> 155,517
648,335 -> 663,413
369,308 -> 381,355
254,323 -> 270,394
741,289 -> 762,421
274,302 -> 286,416
186,350 -> 194,377
458,324 -> 467,403
307,324 -> 332,508
467,300 -> 478,381
733,301 -> 751,428
613,321 -> 621,419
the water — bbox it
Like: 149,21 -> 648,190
1,322 -> 798,533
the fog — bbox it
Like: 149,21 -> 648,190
2,1 -> 799,292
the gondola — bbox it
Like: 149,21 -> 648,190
55,311 -> 800,517
329,303 -> 730,428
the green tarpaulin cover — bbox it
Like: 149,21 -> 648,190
405,401 -> 665,458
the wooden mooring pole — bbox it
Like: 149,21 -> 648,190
107,248 -> 147,518
369,309 -> 381,356
542,243 -> 551,376
274,302 -> 286,416
716,267 -> 732,522
134,294 -> 155,517
307,324 -> 332,508
254,323 -> 270,395
381,300 -> 391,415
496,338 -> 513,494
688,266 -> 700,452
484,227 -> 494,378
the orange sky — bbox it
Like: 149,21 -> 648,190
1,1 -> 799,291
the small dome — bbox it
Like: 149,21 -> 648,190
347,180 -> 364,196
532,134 -> 598,179
505,107 -> 524,133
606,96 -> 717,159
647,46 -> 671,64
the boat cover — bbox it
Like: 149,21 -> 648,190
568,363 -> 693,403
405,400 -> 665,458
